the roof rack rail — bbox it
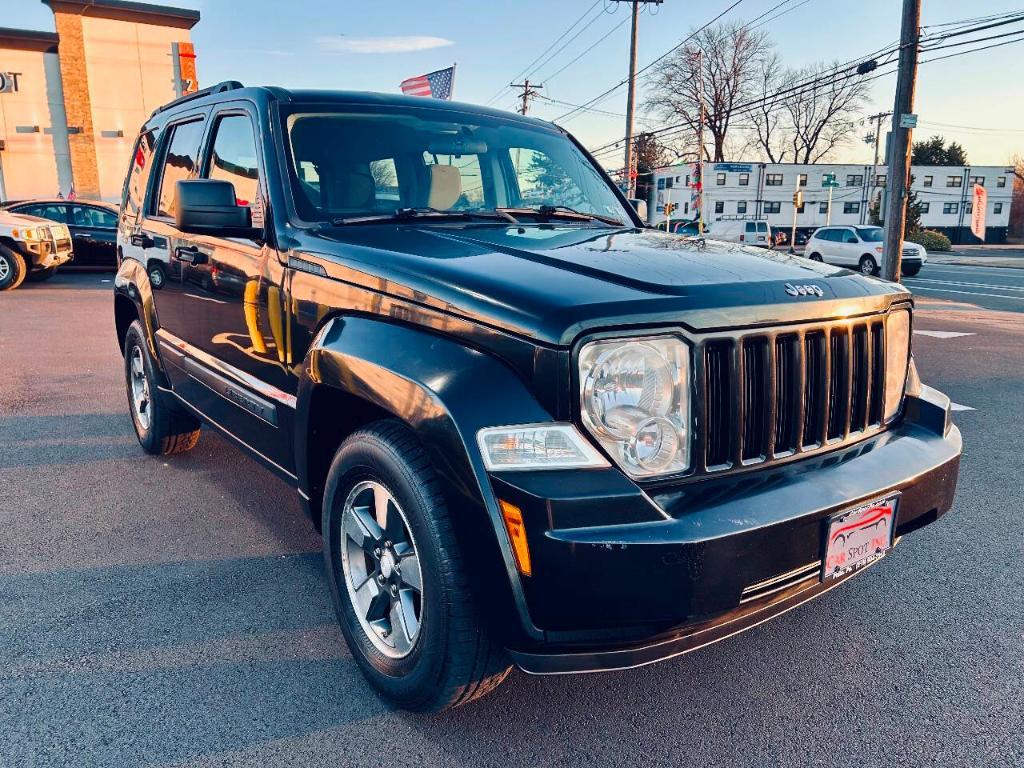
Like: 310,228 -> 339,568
151,80 -> 244,116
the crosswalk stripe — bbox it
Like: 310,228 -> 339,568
913,330 -> 974,339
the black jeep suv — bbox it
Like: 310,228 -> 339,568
113,82 -> 961,711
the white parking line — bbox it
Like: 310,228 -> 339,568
913,330 -> 975,339
950,402 -> 976,412
907,286 -> 1024,302
905,277 -> 1024,293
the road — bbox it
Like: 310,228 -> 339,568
904,262 -> 1024,313
2,271 -> 1022,768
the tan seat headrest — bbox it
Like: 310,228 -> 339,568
428,164 -> 462,210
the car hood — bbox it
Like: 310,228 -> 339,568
305,224 -> 909,345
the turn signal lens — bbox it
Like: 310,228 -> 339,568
477,424 -> 608,471
499,500 -> 531,577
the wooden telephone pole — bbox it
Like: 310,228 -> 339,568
509,80 -> 543,115
612,0 -> 663,198
882,0 -> 921,282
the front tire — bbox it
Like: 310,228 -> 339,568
322,420 -> 511,712
123,320 -> 201,455
859,254 -> 879,275
0,245 -> 27,291
902,263 -> 921,277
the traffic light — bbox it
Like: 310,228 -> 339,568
664,202 -> 675,217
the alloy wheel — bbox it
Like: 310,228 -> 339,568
340,480 -> 423,659
0,255 -> 10,283
860,257 -> 876,275
129,346 -> 152,430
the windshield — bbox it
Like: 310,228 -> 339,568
280,106 -> 631,225
856,226 -> 884,242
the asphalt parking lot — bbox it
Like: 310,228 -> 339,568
2,270 -> 1022,768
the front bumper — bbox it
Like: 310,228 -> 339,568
494,386 -> 961,674
16,240 -> 73,271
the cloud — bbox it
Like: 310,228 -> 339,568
316,35 -> 454,54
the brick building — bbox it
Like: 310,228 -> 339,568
0,0 -> 199,203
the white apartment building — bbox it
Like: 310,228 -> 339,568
649,162 -> 1015,243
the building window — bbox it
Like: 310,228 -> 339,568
684,202 -> 689,214
766,173 -> 783,186
796,202 -> 805,213
737,201 -> 747,213
946,176 -> 962,187
943,202 -> 958,214
657,178 -> 665,190
798,173 -> 808,187
764,201 -> 781,213
997,176 -> 1007,188
714,201 -> 724,214
665,177 -> 674,189
995,202 -> 1004,214
843,202 -> 860,214
970,176 -> 985,187
875,174 -> 887,187
846,174 -> 863,187
685,175 -> 691,186
919,202 -> 930,214
739,173 -> 749,186
923,175 -> 933,187
819,202 -> 829,214
965,202 -> 973,214
716,172 -> 726,186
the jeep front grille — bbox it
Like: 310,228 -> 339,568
695,315 -> 890,475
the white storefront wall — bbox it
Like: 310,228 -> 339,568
650,162 -> 1014,236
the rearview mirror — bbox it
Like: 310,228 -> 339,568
175,179 -> 262,239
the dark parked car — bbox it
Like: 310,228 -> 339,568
113,82 -> 962,712
6,199 -> 119,270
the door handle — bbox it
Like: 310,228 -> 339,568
174,245 -> 207,265
130,232 -> 154,249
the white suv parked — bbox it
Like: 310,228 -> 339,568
806,225 -> 925,277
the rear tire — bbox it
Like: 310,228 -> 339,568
27,265 -> 58,282
808,252 -> 823,262
322,420 -> 512,712
0,245 -> 27,291
859,255 -> 879,276
123,320 -> 201,455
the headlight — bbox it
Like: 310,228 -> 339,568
477,424 -> 609,471
578,335 -> 690,478
884,309 -> 911,421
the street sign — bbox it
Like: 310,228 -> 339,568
971,184 -> 986,241
822,173 -> 840,189
899,113 -> 918,129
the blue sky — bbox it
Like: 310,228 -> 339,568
7,0 -> 1023,166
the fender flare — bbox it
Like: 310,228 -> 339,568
113,257 -> 162,364
296,315 -> 550,642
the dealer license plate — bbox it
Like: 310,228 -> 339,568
822,495 -> 898,581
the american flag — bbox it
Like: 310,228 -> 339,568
400,66 -> 455,100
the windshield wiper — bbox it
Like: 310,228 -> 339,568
496,205 -> 625,227
329,207 -> 519,226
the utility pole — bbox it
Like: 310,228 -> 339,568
883,0 -> 921,282
509,79 -> 542,115
612,0 -> 662,198
866,111 -> 893,169
696,47 -> 705,235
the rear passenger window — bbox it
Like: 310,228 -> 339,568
123,129 -> 158,219
745,223 -> 756,233
757,222 -> 768,233
154,120 -> 206,219
205,114 -> 262,225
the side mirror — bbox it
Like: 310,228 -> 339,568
175,179 -> 261,239
628,198 -> 648,223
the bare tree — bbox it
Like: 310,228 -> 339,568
645,21 -> 771,162
748,51 -> 790,163
781,63 -> 869,163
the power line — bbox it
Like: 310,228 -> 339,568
485,0 -> 604,105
